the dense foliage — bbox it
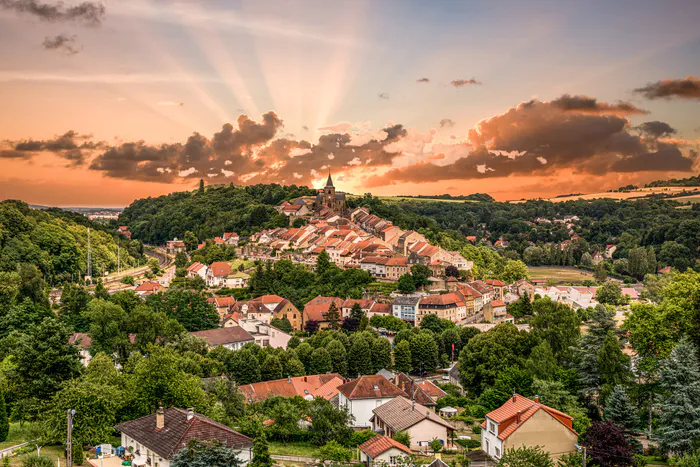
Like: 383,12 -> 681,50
118,183 -> 316,244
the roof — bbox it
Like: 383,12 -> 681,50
420,293 -> 462,307
370,303 -> 392,315
303,296 -> 344,322
186,262 -> 205,273
393,296 -> 420,306
371,396 -> 455,432
325,172 -> 334,188
482,394 -> 576,441
417,380 -> 447,398
213,296 -> 236,308
394,373 -> 437,406
427,459 -> 450,467
69,332 -> 91,348
238,374 -> 344,402
490,300 -> 506,307
358,435 -> 412,458
260,294 -> 285,304
209,261 -> 233,277
190,327 -> 254,346
115,408 -> 251,459
337,375 -> 407,400
135,281 -> 163,292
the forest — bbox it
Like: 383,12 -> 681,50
0,200 -> 143,284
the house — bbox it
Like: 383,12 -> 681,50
209,296 -> 236,320
231,318 -> 292,349
392,296 -> 420,323
621,287 -> 640,301
166,238 -> 186,255
238,374 -> 345,403
303,296 -> 344,329
223,232 -> 240,246
117,226 -> 132,239
341,299 -> 375,318
370,397 -> 455,450
385,257 -> 409,281
337,375 -> 408,428
115,407 -> 252,467
224,271 -> 251,289
272,299 -> 302,331
358,435 -> 412,466
135,281 -> 165,296
190,326 -> 254,350
392,373 -> 444,409
480,394 -> 578,462
484,280 -> 506,301
69,332 -> 93,366
417,293 -> 466,325
186,262 -> 208,281
206,262 -> 235,287
483,300 -> 513,324
511,279 -> 534,299
368,302 -> 392,318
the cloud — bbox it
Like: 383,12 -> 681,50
366,95 -> 697,187
416,78 -> 430,83
7,130 -> 100,166
378,93 -> 389,100
42,34 -> 80,55
440,119 -> 455,128
0,0 -> 106,25
634,76 -> 700,100
550,94 -> 648,115
451,79 -> 480,87
637,121 -> 676,138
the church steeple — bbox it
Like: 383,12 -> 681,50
325,168 -> 334,188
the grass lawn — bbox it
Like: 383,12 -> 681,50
0,422 -> 38,450
268,441 -> 319,458
528,266 -> 592,284
7,445 -> 67,466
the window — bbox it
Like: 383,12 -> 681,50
495,447 -> 501,458
489,421 -> 497,434
389,457 -> 397,465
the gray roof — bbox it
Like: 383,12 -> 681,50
376,368 -> 396,380
371,396 -> 455,433
428,459 -> 450,467
393,296 -> 420,306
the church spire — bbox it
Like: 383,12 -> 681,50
325,168 -> 334,188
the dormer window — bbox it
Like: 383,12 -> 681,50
489,421 -> 497,434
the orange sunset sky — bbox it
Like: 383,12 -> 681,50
1,0 -> 699,207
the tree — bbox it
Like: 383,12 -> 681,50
84,299 -> 131,359
283,358 -> 305,378
316,250 -> 333,277
576,306 -> 618,401
397,274 -> 416,294
261,355 -> 283,381
596,331 -> 631,400
657,337 -> 700,455
308,398 -> 354,446
628,247 -> 648,278
646,246 -> 657,274
371,338 -> 392,373
325,302 -> 341,330
580,252 -> 594,267
410,264 -> 431,288
231,349 -> 262,385
525,341 -> 560,381
120,275 -> 135,285
174,251 -> 188,268
309,348 -> 332,375
348,337 -> 373,377
270,318 -> 292,334
445,265 -> 459,279
0,391 -> 8,442
251,428 -> 273,467
580,421 -> 633,467
441,328 -> 462,361
319,441 -> 352,462
420,314 -> 447,334
410,332 -> 439,373
530,298 -> 580,362
604,385 -> 636,431
597,282 -> 622,306
171,440 -> 244,467
304,320 -> 319,334
183,231 -> 198,251
497,446 -> 553,467
146,290 -> 219,331
295,343 -> 313,372
501,260 -> 529,283
21,457 -> 55,467
393,431 -> 411,449
393,340 -> 412,373
594,262 -> 607,282
429,438 -> 442,454
327,340 -> 348,375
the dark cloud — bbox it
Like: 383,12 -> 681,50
9,130 -> 100,166
366,95 -> 697,187
440,119 -> 455,128
378,93 -> 389,100
0,150 -> 32,159
638,121 -> 676,138
85,113 -> 408,185
0,0 -> 106,25
634,77 -> 700,100
42,34 -> 80,55
550,94 -> 648,115
416,78 -> 430,83
451,79 -> 480,87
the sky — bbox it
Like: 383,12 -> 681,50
0,0 -> 699,207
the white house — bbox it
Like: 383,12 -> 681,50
233,318 -> 292,349
392,296 -> 420,323
207,262 -> 234,287
358,435 -> 412,466
190,326 -> 255,350
337,375 -> 408,428
116,408 -> 252,467
186,262 -> 208,280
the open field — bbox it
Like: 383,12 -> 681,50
528,266 -> 592,283
380,196 -> 477,203
672,193 -> 700,203
510,186 -> 700,203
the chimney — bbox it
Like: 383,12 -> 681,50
303,376 -> 307,382
512,393 -> 517,404
156,407 -> 164,430
516,410 -> 521,424
534,395 -> 540,404
288,375 -> 291,383
186,408 -> 194,421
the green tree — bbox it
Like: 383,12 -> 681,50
603,385 -> 636,431
251,428 -> 273,467
657,338 -> 700,455
498,446 -> 553,467
146,290 -> 219,331
93,280 -> 110,300
183,231 -> 198,251
628,247 -> 648,278
596,331 -> 631,400
270,318 -> 292,334
171,440 -> 244,467
84,299 -> 130,359
295,343 -> 313,372
580,252 -> 594,267
327,340 -> 348,376
316,250 -> 333,277
410,332 -> 439,373
441,328 -> 462,360
231,349 -> 262,385
59,283 -> 92,332
397,274 -> 416,294
429,438 -> 442,454
174,251 -> 188,268
261,355 -> 283,381
597,282 -> 622,306
594,262 -> 607,282
410,264 -> 431,288
308,398 -> 354,446
372,338 -> 392,373
501,260 -> 529,283
420,314 -> 447,334
530,298 -> 580,362
20,457 -> 55,467
393,340 -> 412,373
325,302 -> 341,330
283,358 -> 305,377
646,246 -> 657,274
348,337 -> 373,377
309,348 -> 332,375
319,440 -> 352,462
393,431 -> 411,449
525,341 -> 560,381
0,390 -> 8,442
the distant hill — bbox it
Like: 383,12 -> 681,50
645,175 -> 700,187
0,200 -> 142,284
118,183 -> 316,245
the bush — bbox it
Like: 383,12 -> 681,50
350,429 -> 377,447
471,423 -> 482,434
468,405 -> 488,418
319,441 -> 352,462
393,431 -> 411,448
120,275 -> 135,285
21,457 -> 55,467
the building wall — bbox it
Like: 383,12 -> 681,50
339,394 -> 395,428
274,303 -> 301,330
360,447 -> 410,466
480,417 -> 504,460
504,410 -> 578,459
120,434 -> 252,467
405,418 -> 451,450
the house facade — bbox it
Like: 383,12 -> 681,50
358,435 -> 412,466
392,296 -> 420,323
371,397 -> 455,450
337,375 -> 408,428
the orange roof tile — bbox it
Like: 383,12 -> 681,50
358,435 -> 412,458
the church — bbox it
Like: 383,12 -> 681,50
314,171 -> 347,215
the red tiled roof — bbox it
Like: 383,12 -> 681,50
213,296 -> 236,308
490,300 -> 506,307
337,375 -> 408,400
486,279 -> 505,287
370,303 -> 391,315
187,262 -> 205,273
358,435 -> 412,458
482,394 -> 576,441
260,294 -> 284,304
303,296 -> 344,322
417,380 -> 447,398
238,374 -> 345,402
210,262 -> 233,277
135,281 -> 163,292
386,257 -> 408,266
420,293 -> 461,306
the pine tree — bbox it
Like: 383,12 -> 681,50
0,391 -> 8,442
576,306 -> 617,399
597,331 -> 631,400
393,340 -> 412,373
604,385 -> 636,431
251,429 -> 273,467
658,337 -> 700,455
325,302 -> 340,330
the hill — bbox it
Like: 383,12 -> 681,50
0,200 -> 143,284
118,183 -> 316,245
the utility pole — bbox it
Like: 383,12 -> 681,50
582,447 -> 586,467
86,228 -> 92,281
66,409 -> 75,467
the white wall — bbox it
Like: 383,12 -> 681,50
360,447 -> 410,466
480,417 -> 504,460
339,394 -> 396,428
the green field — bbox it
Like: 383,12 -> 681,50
268,441 -> 319,458
528,266 -> 592,283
